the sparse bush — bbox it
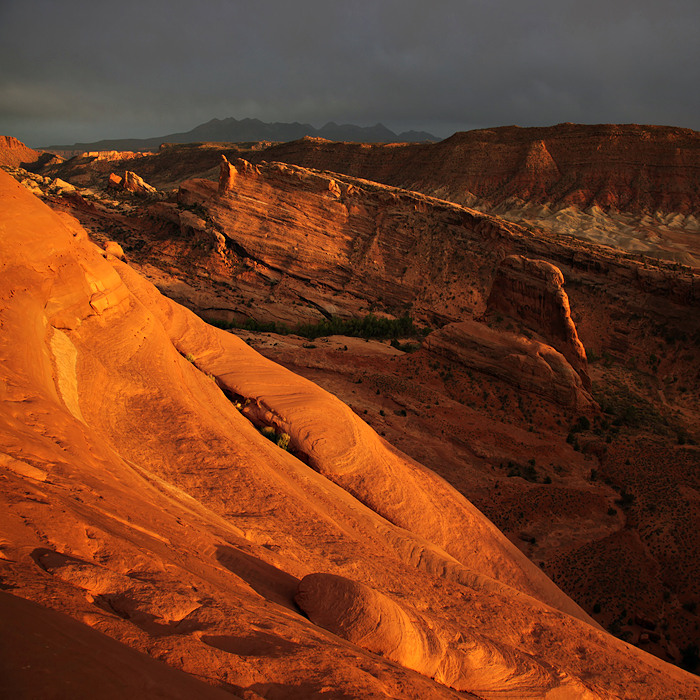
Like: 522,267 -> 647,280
205,312 -> 427,341
506,461 -> 539,483
615,489 -> 636,510
680,643 -> 699,673
260,426 -> 291,451
261,426 -> 277,441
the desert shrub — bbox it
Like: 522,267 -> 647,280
205,313 -> 425,341
506,461 -> 539,482
259,426 -> 291,451
614,489 -> 636,510
295,313 -> 418,340
260,426 -> 277,441
593,380 -> 666,431
680,643 -> 699,672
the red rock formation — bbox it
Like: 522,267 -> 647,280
425,319 -> 593,410
259,123 -> 700,216
2,168 -> 699,698
486,255 -> 591,389
122,170 -> 156,194
168,156 -> 698,332
0,135 -> 40,167
13,126 -> 700,679
217,154 -> 236,194
296,573 -> 601,698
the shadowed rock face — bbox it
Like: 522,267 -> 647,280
487,255 -> 590,389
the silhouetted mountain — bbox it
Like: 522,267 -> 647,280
43,117 -> 437,152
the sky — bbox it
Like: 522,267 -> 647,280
1,0 -> 699,147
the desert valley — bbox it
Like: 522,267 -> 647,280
0,122 -> 699,699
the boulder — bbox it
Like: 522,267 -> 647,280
103,241 -> 125,259
122,170 -> 156,194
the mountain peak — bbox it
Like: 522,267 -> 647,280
43,118 -> 438,151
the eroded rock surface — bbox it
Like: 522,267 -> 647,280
122,170 -> 156,194
2,168 -> 699,698
0,134 -> 41,167
487,255 -> 590,389
426,319 -> 593,410
296,573 -> 602,699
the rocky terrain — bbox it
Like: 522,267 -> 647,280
257,124 -> 700,266
1,125 -> 700,696
0,135 -> 41,168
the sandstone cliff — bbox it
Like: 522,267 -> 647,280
0,134 -> 41,167
486,255 -> 590,389
257,124 -> 700,266
261,124 -> 700,216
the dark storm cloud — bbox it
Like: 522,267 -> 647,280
1,0 -> 699,146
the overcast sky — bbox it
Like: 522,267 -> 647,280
1,0 -> 699,146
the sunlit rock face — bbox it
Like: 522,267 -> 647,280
262,123 -> 700,215
486,255 -> 590,389
1,162 -> 700,698
258,123 -> 700,266
296,572 -> 603,699
122,170 -> 156,194
0,135 -> 40,167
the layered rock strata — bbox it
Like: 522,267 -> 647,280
0,135 -> 40,167
260,124 -> 700,216
2,168 -> 699,698
486,255 -> 590,389
296,573 -> 601,699
425,319 -> 593,410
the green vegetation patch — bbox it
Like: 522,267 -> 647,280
593,379 -> 666,431
208,313 -> 425,341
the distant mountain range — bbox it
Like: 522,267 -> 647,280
44,117 -> 438,152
